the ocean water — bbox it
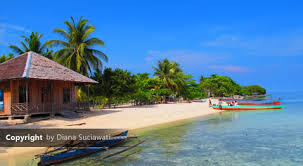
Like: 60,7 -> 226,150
52,91 -> 303,166
2,91 -> 303,166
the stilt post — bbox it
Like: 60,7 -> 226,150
26,79 -> 29,114
87,85 -> 90,111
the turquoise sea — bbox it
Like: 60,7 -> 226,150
1,91 -> 303,166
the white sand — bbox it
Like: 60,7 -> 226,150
0,101 -> 219,158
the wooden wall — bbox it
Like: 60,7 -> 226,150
9,79 -> 77,115
11,80 -> 18,104
53,80 -> 77,104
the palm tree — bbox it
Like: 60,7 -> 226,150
47,17 -> 107,76
153,58 -> 186,95
9,32 -> 50,58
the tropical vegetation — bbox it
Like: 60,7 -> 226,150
241,85 -> 266,95
0,53 -> 13,63
90,68 -> 137,108
152,58 -> 186,95
199,75 -> 241,97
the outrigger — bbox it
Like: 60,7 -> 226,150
35,130 -> 145,166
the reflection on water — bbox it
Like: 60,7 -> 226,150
1,92 -> 303,166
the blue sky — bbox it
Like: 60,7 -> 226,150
0,0 -> 302,92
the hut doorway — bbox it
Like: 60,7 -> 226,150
40,81 -> 54,113
41,87 -> 51,103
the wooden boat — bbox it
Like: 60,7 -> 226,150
212,105 -> 283,110
225,100 -> 281,105
37,130 -> 138,166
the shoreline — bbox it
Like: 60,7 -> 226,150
0,100 -> 219,158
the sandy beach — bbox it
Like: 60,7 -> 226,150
0,100 -> 219,158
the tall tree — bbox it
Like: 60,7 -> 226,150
132,73 -> 153,105
153,58 -> 186,95
9,32 -> 51,58
199,75 -> 241,97
47,16 -> 107,76
91,68 -> 136,108
241,85 -> 266,95
132,73 -> 168,105
180,74 -> 206,100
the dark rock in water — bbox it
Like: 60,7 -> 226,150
56,110 -> 81,119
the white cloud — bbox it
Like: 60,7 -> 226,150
0,23 -> 30,32
0,23 -> 30,47
201,33 -> 303,56
202,34 -> 241,47
146,49 -> 224,65
210,65 -> 249,72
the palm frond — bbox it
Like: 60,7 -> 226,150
39,42 -> 48,53
89,49 -> 108,62
54,48 -> 72,61
64,20 -> 75,33
82,26 -> 95,40
85,38 -> 104,47
20,41 -> 29,52
53,28 -> 70,40
9,45 -> 24,54
46,40 -> 69,47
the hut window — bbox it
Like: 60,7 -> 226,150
63,88 -> 70,104
19,87 -> 29,103
0,89 -> 3,112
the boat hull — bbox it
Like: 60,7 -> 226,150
39,131 -> 128,166
212,105 -> 283,110
226,102 -> 280,105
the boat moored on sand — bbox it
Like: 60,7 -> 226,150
36,130 -> 144,166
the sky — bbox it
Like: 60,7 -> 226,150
0,0 -> 303,92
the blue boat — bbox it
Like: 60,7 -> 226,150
38,131 -> 129,166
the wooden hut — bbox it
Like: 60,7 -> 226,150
0,51 -> 97,119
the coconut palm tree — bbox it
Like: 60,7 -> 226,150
153,58 -> 186,95
9,32 -> 51,58
47,17 -> 107,76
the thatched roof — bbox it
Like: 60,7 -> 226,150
0,51 -> 98,84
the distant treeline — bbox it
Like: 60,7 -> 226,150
200,74 -> 266,97
80,58 -> 266,108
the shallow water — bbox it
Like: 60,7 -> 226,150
1,91 -> 303,166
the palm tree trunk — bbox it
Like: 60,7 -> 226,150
108,97 -> 112,108
102,98 -> 106,109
